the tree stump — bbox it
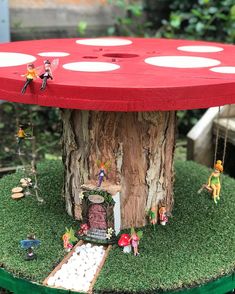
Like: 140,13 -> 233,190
61,109 -> 176,229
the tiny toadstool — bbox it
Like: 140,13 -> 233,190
118,234 -> 131,253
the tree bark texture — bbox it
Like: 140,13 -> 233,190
61,110 -> 176,229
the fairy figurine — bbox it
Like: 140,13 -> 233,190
39,59 -> 59,91
20,234 -> 40,260
148,206 -> 157,230
198,160 -> 223,204
130,227 -> 143,256
17,126 -> 26,145
21,63 -> 38,94
96,160 -> 110,187
62,227 -> 78,252
207,160 -> 223,204
97,164 -> 107,187
159,206 -> 168,225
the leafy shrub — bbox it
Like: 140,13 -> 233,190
156,0 -> 235,43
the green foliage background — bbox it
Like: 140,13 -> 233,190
108,0 -> 235,42
0,103 -> 61,168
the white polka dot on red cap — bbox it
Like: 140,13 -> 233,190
63,61 -> 120,72
145,56 -> 221,68
76,38 -> 132,46
0,52 -> 36,67
177,46 -> 224,53
38,52 -> 69,57
210,66 -> 235,74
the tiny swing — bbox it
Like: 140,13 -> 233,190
198,105 -> 231,204
15,105 -> 34,155
14,104 -> 44,203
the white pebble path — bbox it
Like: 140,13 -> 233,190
46,243 -> 105,293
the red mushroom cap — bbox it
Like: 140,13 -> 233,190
1,38 -> 235,111
118,234 -> 131,247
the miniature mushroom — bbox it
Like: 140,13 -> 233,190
118,234 -> 131,253
1,38 -> 235,229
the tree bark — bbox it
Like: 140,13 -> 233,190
61,110 -> 176,229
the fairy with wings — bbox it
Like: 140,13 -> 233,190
21,59 -> 59,94
21,63 -> 39,94
96,160 -> 111,187
38,59 -> 59,91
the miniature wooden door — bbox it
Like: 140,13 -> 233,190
88,204 -> 107,230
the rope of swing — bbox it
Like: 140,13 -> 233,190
213,105 -> 231,167
213,106 -> 221,166
222,105 -> 231,165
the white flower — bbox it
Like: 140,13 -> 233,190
107,227 -> 114,234
106,227 -> 114,239
79,192 -> 84,200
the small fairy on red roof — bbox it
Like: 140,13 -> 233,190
39,59 -> 59,91
21,63 -> 38,94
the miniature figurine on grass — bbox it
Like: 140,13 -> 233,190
148,207 -> 157,230
130,227 -> 143,256
159,207 -> 168,225
118,228 -> 143,256
198,160 -> 223,204
20,234 -> 40,261
21,64 -> 39,94
62,227 -> 78,252
207,160 -> 223,203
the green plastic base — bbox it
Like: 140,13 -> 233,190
0,268 -> 234,294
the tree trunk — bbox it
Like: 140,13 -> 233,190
61,109 -> 176,229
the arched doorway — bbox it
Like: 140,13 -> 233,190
88,204 -> 107,230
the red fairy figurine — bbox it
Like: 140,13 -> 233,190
159,207 -> 168,225
130,227 -> 143,256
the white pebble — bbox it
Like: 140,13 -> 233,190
46,243 -> 107,292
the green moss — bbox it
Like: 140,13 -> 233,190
0,160 -> 235,292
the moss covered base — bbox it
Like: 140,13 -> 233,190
0,160 -> 235,293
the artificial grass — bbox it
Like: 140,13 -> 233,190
95,161 -> 235,293
0,160 -> 235,293
0,160 -> 78,283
